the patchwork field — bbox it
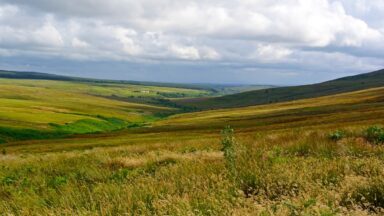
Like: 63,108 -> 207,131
1,77 -> 384,215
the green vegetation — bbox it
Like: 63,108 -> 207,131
0,76 -> 212,142
176,68 -> 384,110
1,71 -> 384,214
50,117 -> 127,134
221,126 -> 238,185
364,125 -> 384,145
0,126 -> 67,142
328,130 -> 346,141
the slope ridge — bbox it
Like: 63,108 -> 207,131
176,69 -> 384,109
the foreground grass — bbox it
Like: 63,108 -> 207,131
1,126 -> 384,215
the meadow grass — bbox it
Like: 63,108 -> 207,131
1,126 -> 384,215
1,86 -> 384,215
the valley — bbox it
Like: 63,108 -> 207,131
1,70 -> 384,215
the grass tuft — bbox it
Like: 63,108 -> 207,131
341,179 -> 384,212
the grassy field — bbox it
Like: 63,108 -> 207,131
1,82 -> 384,215
0,78 -> 211,142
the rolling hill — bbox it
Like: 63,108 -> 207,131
176,68 -> 384,110
0,70 -> 273,96
0,70 -> 211,90
0,76 -> 213,143
2,83 -> 384,215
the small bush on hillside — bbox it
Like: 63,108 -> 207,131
328,130 -> 346,141
364,126 -> 384,144
221,126 -> 237,182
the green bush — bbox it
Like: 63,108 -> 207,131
328,130 -> 346,141
364,126 -> 384,144
221,126 -> 237,182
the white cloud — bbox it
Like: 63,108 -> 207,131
252,45 -> 292,62
200,47 -> 221,60
169,44 -> 200,60
71,38 -> 88,48
33,22 -> 64,47
114,27 -> 141,55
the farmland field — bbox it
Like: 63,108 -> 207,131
1,73 -> 384,215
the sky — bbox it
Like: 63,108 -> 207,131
0,0 -> 383,85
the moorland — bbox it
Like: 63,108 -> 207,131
1,69 -> 384,215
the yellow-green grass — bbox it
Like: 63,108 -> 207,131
3,86 -> 384,152
2,126 -> 384,215
0,78 -> 209,99
158,87 -> 384,132
0,80 -> 171,126
2,87 -> 384,215
0,78 -> 188,142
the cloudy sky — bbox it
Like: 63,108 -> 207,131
0,0 -> 383,85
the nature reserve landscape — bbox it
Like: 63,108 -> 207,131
1,69 -> 384,215
1,0 -> 384,215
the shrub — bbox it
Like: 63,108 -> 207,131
364,126 -> 384,144
221,126 -> 237,182
328,130 -> 346,141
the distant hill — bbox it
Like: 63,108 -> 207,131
0,70 -> 273,95
0,70 -> 210,90
176,69 -> 384,110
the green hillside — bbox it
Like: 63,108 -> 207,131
0,77 -> 211,143
176,69 -> 384,110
